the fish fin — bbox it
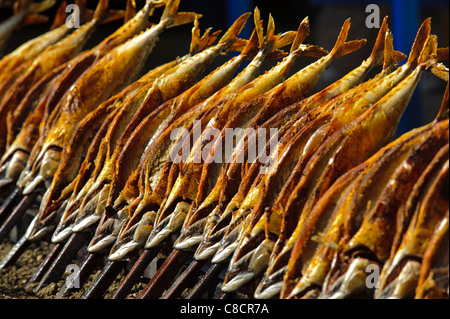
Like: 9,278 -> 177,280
406,18 -> 432,67
101,9 -> 126,25
287,17 -> 329,58
218,11 -> 252,46
27,0 -> 56,14
428,47 -> 449,82
329,18 -> 366,60
293,44 -> 329,59
160,0 -> 199,28
290,16 -> 310,53
418,34 -> 438,66
436,82 -> 449,121
189,16 -> 222,55
125,0 -> 137,23
428,62 -> 449,82
50,0 -> 67,30
92,0 -> 109,22
240,27 -> 260,58
368,16 -> 389,66
20,14 -> 49,27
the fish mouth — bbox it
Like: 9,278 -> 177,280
254,281 -> 283,299
25,219 -> 55,242
221,271 -> 254,293
211,241 -> 238,264
108,240 -> 140,261
194,241 -> 221,260
254,267 -> 286,299
87,234 -> 117,253
51,225 -> 74,243
173,234 -> 203,250
72,214 -> 101,232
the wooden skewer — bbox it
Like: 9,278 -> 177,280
0,187 -> 21,224
0,192 -> 37,242
56,252 -> 104,298
33,232 -> 90,292
82,259 -> 127,299
0,234 -> 30,271
26,242 -> 63,289
161,258 -> 206,299
111,248 -> 158,299
185,262 -> 226,299
138,249 -> 191,299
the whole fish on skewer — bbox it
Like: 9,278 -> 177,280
186,18 -> 400,264
0,0 -> 55,57
20,0 -> 198,241
0,0 -> 158,188
87,9 -> 303,257
253,19 -> 437,299
48,18 -> 225,243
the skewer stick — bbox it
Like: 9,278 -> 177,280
33,232 -> 90,292
185,262 -> 226,299
0,187 -> 21,223
111,248 -> 158,299
56,252 -> 104,298
138,249 -> 191,299
0,234 -> 30,271
82,259 -> 127,299
0,192 -> 37,242
26,242 -> 63,288
161,259 -> 206,299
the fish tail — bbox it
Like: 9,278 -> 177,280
125,0 -> 137,23
50,1 -> 68,30
368,16 -> 389,66
405,18 -> 431,67
418,34 -> 438,66
26,0 -> 56,15
189,16 -> 222,55
93,0 -> 110,22
16,0 -> 55,27
328,18 -> 366,60
217,11 -> 251,51
264,12 -> 298,59
161,0 -> 199,29
284,16 -> 328,59
289,16 -> 310,53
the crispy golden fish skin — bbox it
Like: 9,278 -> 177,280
99,12 -> 311,259
0,0 -> 56,57
317,119 -> 448,299
144,17 -> 353,256
175,17 -> 387,254
192,38 -> 401,266
33,59 -> 178,243
0,0 -> 114,156
86,11 -> 257,255
415,212 -> 449,299
375,150 -> 449,299
22,0 -> 198,241
49,59 -> 186,243
0,1 -> 69,100
213,20 -> 403,293
213,28 -> 402,290
254,20 -> 435,299
0,0 -> 164,186
50,20 -> 224,243
19,0 -> 196,193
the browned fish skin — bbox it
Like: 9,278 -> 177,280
0,5 -> 448,300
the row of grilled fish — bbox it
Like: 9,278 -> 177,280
0,0 -> 448,299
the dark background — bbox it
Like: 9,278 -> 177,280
0,0 -> 448,136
